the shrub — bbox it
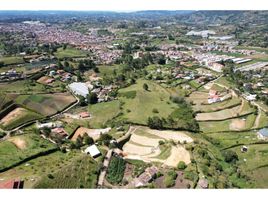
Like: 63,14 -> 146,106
177,161 -> 187,170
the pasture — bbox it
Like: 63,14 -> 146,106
88,100 -> 121,128
118,79 -> 177,125
0,134 -> 57,171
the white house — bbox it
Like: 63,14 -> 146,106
85,145 -> 101,158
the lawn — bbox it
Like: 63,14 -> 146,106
0,80 -> 50,93
118,79 -> 177,125
88,100 -> 121,128
98,65 -> 123,78
0,56 -> 24,65
0,134 -> 57,171
55,47 -> 87,59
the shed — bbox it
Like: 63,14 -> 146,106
85,145 -> 101,158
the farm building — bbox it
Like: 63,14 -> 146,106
197,178 -> 208,189
85,144 -> 101,158
69,82 -> 90,98
257,128 -> 268,140
51,128 -> 68,138
79,112 -> 90,118
0,179 -> 24,189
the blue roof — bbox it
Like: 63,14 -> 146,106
259,128 -> 268,137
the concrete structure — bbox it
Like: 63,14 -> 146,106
258,128 -> 268,140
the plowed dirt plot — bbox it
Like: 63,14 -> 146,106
122,126 -> 192,167
0,108 -> 26,126
71,127 -> 111,141
196,105 -> 241,121
229,119 -> 246,130
8,137 -> 27,149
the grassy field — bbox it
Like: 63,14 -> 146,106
0,56 -> 24,65
118,79 -> 177,125
214,77 -> 233,88
14,93 -> 76,116
0,134 -> 57,171
88,100 -> 121,128
55,47 -> 87,59
34,154 -> 99,188
193,97 -> 241,112
199,114 -> 256,133
98,65 -> 123,78
0,80 -> 46,93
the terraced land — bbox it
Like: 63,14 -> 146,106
122,126 -> 192,167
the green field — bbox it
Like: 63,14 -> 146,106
0,134 -> 57,171
88,100 -> 121,128
118,79 -> 177,125
0,56 -> 24,65
106,156 -> 126,185
34,154 -> 99,188
194,97 -> 241,112
55,47 -> 87,59
199,114 -> 256,133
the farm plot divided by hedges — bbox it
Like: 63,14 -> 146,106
196,101 -> 256,121
14,93 -> 76,116
0,134 -> 57,171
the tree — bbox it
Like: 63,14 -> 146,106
83,134 -> 94,145
143,83 -> 149,91
87,92 -> 98,104
75,135 -> 83,148
177,161 -> 187,170
147,116 -> 163,130
223,150 -> 238,163
0,61 -> 4,67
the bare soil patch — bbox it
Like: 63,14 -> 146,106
229,118 -> 246,130
8,137 -> 27,149
0,108 -> 26,126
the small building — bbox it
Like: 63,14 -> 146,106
79,112 -> 90,118
0,179 -> 24,189
51,128 -> 68,138
257,128 -> 268,140
85,144 -> 101,158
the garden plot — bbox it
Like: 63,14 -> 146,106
122,126 -> 192,167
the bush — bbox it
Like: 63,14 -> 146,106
152,108 -> 159,113
177,161 -> 187,170
147,116 -> 164,130
164,170 -> 177,188
222,150 -> 238,163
